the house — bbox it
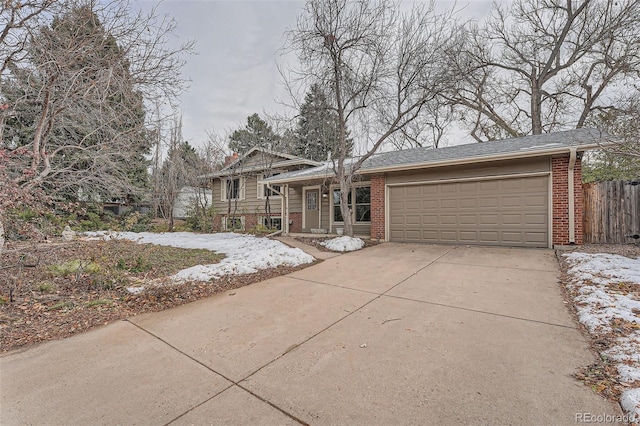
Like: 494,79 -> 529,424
172,186 -> 214,219
261,128 -> 607,248
203,147 -> 322,231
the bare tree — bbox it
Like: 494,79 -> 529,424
1,0 -> 193,199
285,0 -> 464,236
448,0 -> 640,141
0,0 -> 193,254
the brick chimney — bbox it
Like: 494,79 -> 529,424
224,152 -> 239,166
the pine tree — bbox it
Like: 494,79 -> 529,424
293,83 -> 350,161
2,4 -> 152,202
228,113 -> 282,154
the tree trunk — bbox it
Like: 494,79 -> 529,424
339,177 -> 354,236
531,74 -> 543,135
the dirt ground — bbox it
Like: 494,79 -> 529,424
556,243 -> 640,405
0,238 -> 316,353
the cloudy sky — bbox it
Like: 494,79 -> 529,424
135,0 -> 493,149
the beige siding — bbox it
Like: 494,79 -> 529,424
386,157 -> 550,185
241,152 -> 283,168
288,185 -> 303,212
212,176 -> 280,215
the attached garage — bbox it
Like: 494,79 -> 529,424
263,128 -> 603,248
388,174 -> 549,247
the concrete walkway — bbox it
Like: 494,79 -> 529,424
1,244 -> 621,425
275,235 -> 341,260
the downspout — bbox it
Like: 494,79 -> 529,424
285,184 -> 290,234
568,147 -> 577,245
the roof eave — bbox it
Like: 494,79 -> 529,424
261,143 -> 602,184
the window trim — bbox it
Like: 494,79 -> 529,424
259,215 -> 282,231
221,177 -> 245,202
222,215 -> 245,231
257,173 -> 283,200
330,183 -> 371,225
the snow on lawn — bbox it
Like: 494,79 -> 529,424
563,252 -> 640,421
320,236 -> 365,252
85,231 -> 315,283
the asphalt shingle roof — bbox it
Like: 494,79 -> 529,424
264,128 -> 607,184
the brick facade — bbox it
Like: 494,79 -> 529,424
552,155 -> 583,246
370,174 -> 386,240
213,213 -> 282,232
289,212 -> 302,233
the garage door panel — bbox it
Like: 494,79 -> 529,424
525,214 -> 546,225
440,215 -> 457,225
422,230 -> 438,240
478,180 -> 498,190
439,230 -> 457,241
422,200 -> 438,210
501,196 -> 522,207
389,176 -> 548,247
479,214 -> 499,225
459,231 -> 478,242
459,198 -> 477,208
479,197 -> 499,208
403,200 -> 419,210
423,215 -> 438,225
502,214 -> 522,225
459,214 -> 477,225
441,199 -> 457,209
524,194 -> 546,207
479,231 -> 499,243
406,215 -> 421,225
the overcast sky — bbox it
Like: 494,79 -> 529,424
135,0 -> 493,149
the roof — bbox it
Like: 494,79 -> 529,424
263,128 -> 610,184
201,146 -> 323,178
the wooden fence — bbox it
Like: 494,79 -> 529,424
583,180 -> 640,244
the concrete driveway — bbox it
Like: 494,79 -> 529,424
1,243 -> 621,425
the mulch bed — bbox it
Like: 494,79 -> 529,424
0,238 -> 318,353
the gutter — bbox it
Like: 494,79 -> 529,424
568,147 -> 577,244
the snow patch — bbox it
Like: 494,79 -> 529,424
320,236 -> 365,252
563,252 -> 640,420
85,231 -> 315,283
620,389 -> 640,420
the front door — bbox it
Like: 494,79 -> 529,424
305,189 -> 320,229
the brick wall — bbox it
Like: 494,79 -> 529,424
289,212 -> 302,233
370,174 -> 386,240
552,155 -> 583,246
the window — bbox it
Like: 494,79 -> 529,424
258,173 -> 281,199
223,216 -> 244,231
355,187 -> 371,222
221,177 -> 244,201
307,191 -> 318,211
261,216 -> 282,230
332,186 -> 370,223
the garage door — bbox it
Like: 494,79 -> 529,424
389,175 -> 549,247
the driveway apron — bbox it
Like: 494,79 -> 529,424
1,243 -> 621,425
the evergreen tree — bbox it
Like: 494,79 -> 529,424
2,4 -> 152,202
228,113 -> 282,154
293,83 -> 350,161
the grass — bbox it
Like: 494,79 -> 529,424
50,259 -> 101,276
48,301 -> 73,311
35,282 -> 55,293
85,299 -> 113,308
